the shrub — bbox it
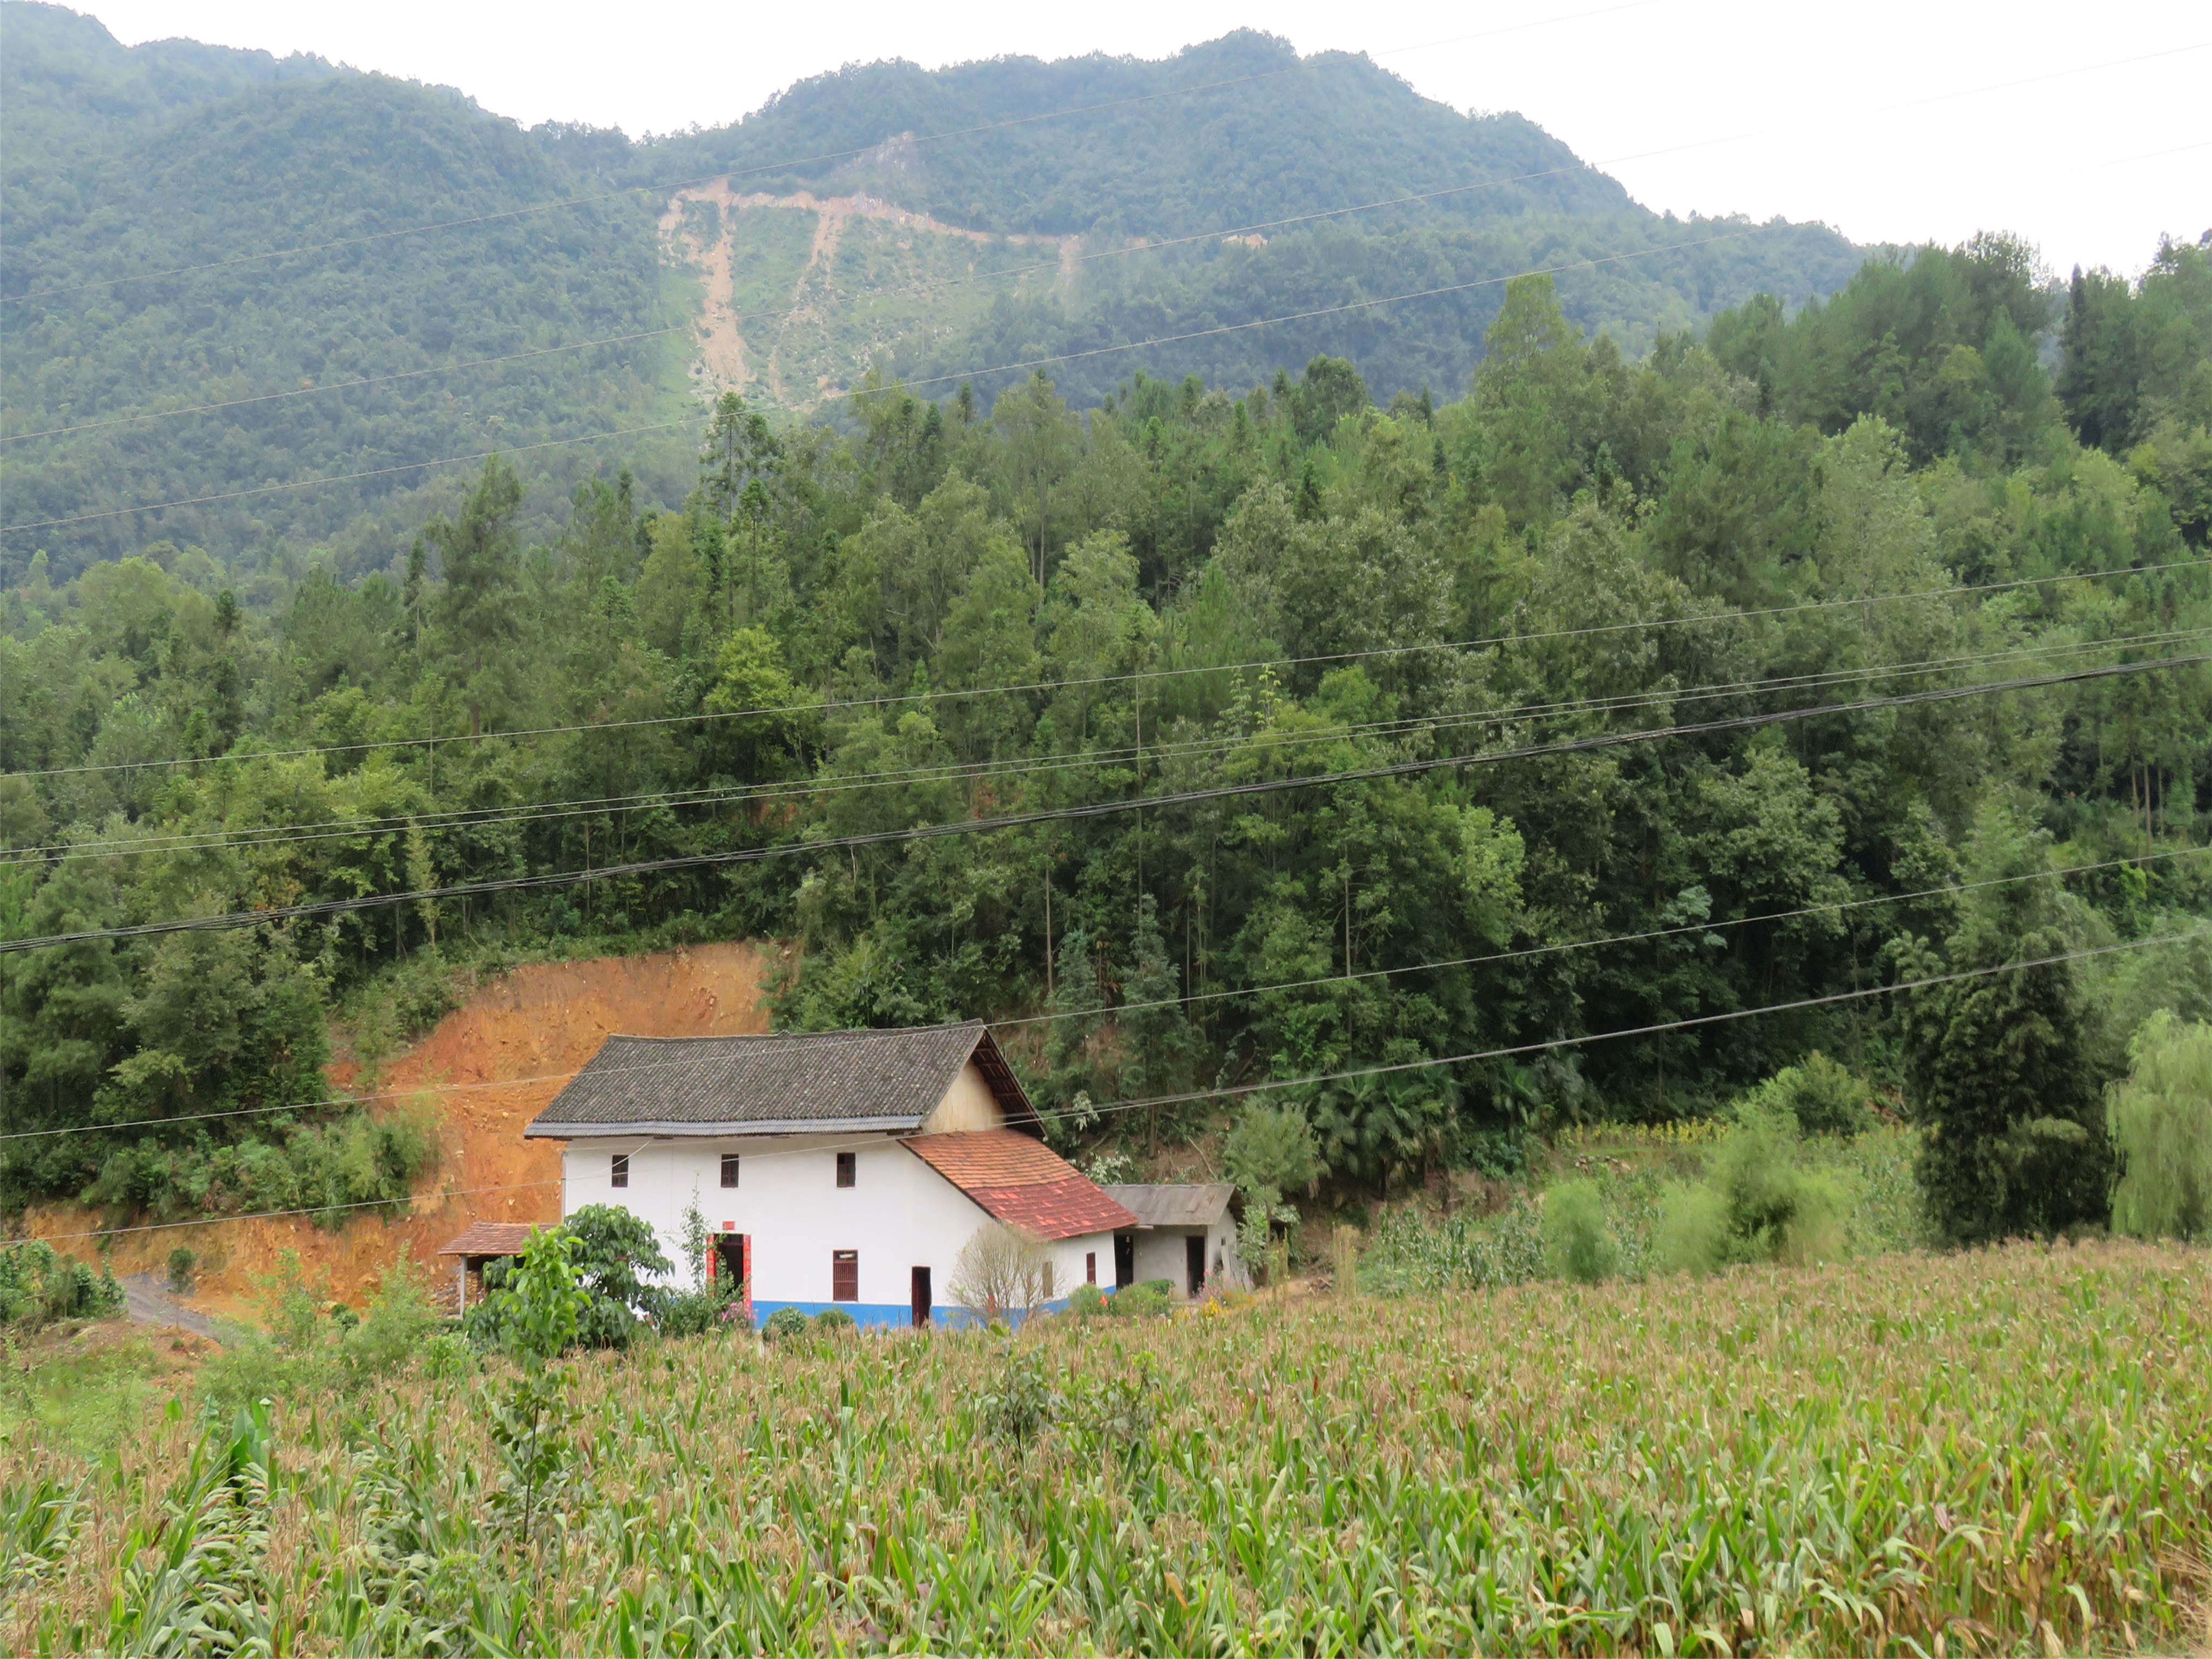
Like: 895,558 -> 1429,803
762,1306 -> 811,1344
656,1280 -> 745,1339
1739,1052 -> 1874,1137
1712,1105 -> 1808,1249
1541,1179 -> 1617,1283
166,1246 -> 197,1294
979,1345 -> 1059,1446
948,1222 -> 1057,1324
421,1332 -> 476,1380
339,1247 -> 441,1381
468,1206 -> 671,1352
1066,1282 -> 1106,1316
0,1241 -> 123,1331
1108,1282 -> 1169,1318
1655,1181 -> 1731,1276
1658,1107 -> 1854,1276
812,1308 -> 857,1336
2108,1012 -> 2212,1241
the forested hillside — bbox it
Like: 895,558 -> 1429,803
1,4 -> 1865,582
4,226 -> 2209,1226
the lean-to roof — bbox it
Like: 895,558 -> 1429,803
1104,1183 -> 1237,1228
907,1130 -> 1138,1240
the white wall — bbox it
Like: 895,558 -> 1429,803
559,1130 -> 1112,1326
1128,1218 -> 1246,1298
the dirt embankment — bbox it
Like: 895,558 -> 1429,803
33,943 -> 781,1319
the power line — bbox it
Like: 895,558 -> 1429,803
4,652 -> 2200,955
23,624 -> 2184,862
0,0 -> 1660,310
11,841 -> 2201,1147
1055,927 -> 2211,1124
29,923 -> 2198,1246
11,622 -> 2197,866
14,544 -> 2198,781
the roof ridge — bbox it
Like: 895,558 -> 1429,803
596,1019 -> 988,1044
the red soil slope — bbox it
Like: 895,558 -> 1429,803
35,942 -> 780,1313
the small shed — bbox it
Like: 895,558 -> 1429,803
1101,1183 -> 1245,1298
436,1220 -> 542,1314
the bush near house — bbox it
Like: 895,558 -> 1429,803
0,1242 -> 122,1332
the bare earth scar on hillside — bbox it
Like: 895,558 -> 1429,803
35,943 -> 779,1314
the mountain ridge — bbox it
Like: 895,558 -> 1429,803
1,3 -> 1867,579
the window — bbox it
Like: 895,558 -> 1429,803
610,1153 -> 629,1189
832,1250 -> 858,1302
719,1152 -> 739,1189
1086,1252 -> 1097,1285
835,1151 -> 856,1188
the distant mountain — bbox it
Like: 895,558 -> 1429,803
0,5 -> 1867,579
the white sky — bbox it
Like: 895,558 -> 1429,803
72,0 -> 2211,276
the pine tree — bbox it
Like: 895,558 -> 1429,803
1901,814 -> 2115,1244
1122,895 -> 1196,1150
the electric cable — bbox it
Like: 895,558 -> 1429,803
10,621 -> 2197,866
8,840 -> 2202,1147
14,551 -> 2200,781
28,922 -> 2201,1245
3,651 -> 2200,954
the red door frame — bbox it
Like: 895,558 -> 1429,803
707,1227 -> 753,1325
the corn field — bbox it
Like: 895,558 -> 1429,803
6,1239 -> 2208,1655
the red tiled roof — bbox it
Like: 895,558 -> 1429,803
968,1177 -> 1138,1239
905,1131 -> 1138,1240
436,1221 -> 543,1257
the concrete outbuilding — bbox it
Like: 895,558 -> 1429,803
1101,1182 -> 1246,1298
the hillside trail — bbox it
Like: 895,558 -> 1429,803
35,941 -> 781,1318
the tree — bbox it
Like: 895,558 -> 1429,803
2107,1012 -> 2212,1240
426,456 -> 525,735
992,373 -> 1082,583
948,1222 -> 1056,1324
1121,895 -> 1195,1148
1901,812 -> 2115,1245
1291,355 -> 1370,446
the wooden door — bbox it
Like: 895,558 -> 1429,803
910,1266 -> 931,1328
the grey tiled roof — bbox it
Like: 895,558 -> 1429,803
524,1021 -> 1035,1138
1104,1183 -> 1236,1227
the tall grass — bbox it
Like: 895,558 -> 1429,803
5,1240 -> 2207,1654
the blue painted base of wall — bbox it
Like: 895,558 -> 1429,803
753,1298 -> 1071,1330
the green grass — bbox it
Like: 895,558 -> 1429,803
1364,1124 -> 1928,1294
0,1325 -> 198,1461
5,1239 -> 2207,1653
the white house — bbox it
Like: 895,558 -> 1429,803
1101,1183 -> 1247,1297
523,1021 -> 1139,1327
